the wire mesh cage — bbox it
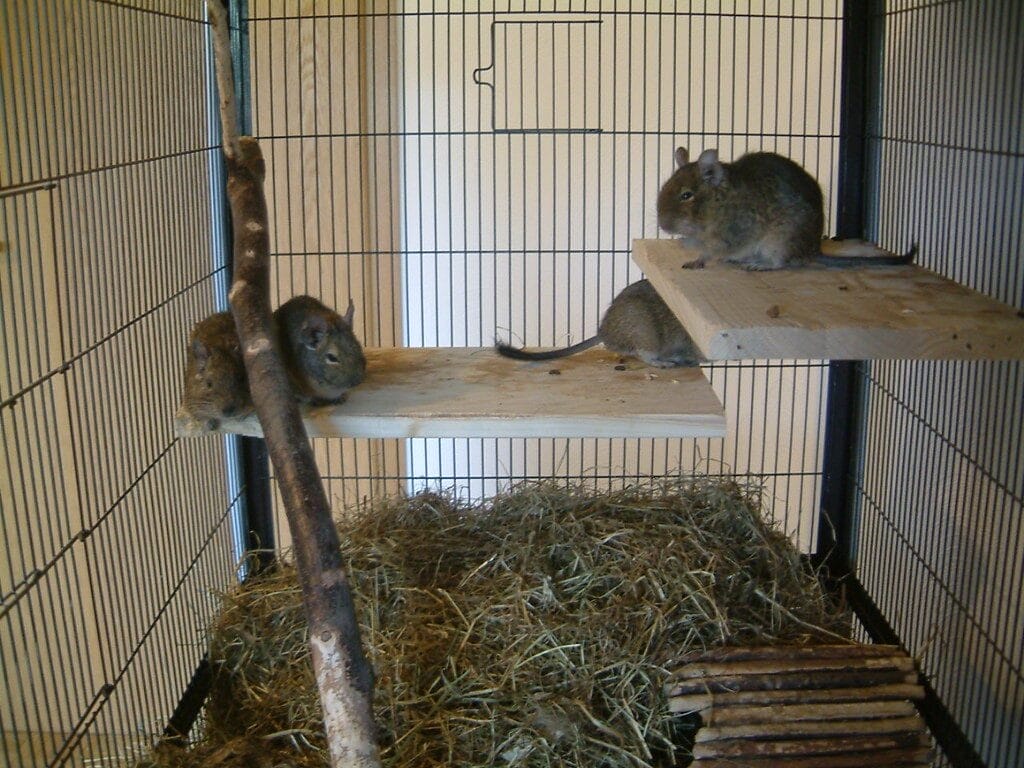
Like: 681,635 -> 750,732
1,1 -> 1021,767
249,1 -> 841,550
1,2 -> 244,765
850,3 -> 1024,765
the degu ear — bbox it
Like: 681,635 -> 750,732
342,298 -> 355,327
300,315 -> 329,349
697,148 -> 725,186
191,339 -> 210,371
674,147 -> 689,167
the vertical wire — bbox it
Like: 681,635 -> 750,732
3,199 -> 48,768
28,200 -> 80,753
79,0 -> 136,744
126,3 -> 161,728
48,178 -> 96,757
56,0 -> 102,753
548,19 -> 558,485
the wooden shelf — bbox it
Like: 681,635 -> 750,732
633,239 -> 1024,361
217,347 -> 726,439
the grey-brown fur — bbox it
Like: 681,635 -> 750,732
657,147 -> 915,270
496,280 -> 702,368
175,311 -> 253,433
274,295 -> 367,405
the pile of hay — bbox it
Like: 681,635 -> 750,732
142,479 -> 849,767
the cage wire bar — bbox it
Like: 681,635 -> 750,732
1,1 -> 246,766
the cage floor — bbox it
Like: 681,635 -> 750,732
215,347 -> 727,439
634,239 -> 1024,361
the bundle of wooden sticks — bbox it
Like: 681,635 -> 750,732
665,644 -> 932,766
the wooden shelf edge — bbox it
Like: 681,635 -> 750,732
190,346 -> 727,440
633,239 -> 1024,361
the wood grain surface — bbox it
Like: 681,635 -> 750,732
634,239 -> 1024,360
218,346 -> 727,439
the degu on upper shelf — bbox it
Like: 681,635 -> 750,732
633,239 -> 1024,362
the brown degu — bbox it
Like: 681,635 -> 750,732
657,147 -> 916,270
175,311 -> 253,435
496,279 -> 702,368
274,295 -> 367,405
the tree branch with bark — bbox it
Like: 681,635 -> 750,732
205,3 -> 380,765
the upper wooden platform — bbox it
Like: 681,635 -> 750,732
633,239 -> 1024,361
217,346 -> 726,439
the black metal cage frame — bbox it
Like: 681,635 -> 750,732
2,2 -> 1020,767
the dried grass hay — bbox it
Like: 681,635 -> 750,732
141,478 -> 849,767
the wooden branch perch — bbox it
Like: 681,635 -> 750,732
206,3 -> 380,766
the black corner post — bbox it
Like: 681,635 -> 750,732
237,436 -> 275,571
834,0 -> 871,242
225,0 -> 276,573
814,0 -> 872,578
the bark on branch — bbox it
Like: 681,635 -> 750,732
206,3 -> 380,765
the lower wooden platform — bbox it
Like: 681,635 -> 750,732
215,346 -> 727,439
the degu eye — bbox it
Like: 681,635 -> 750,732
679,190 -> 694,201
324,352 -> 340,364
